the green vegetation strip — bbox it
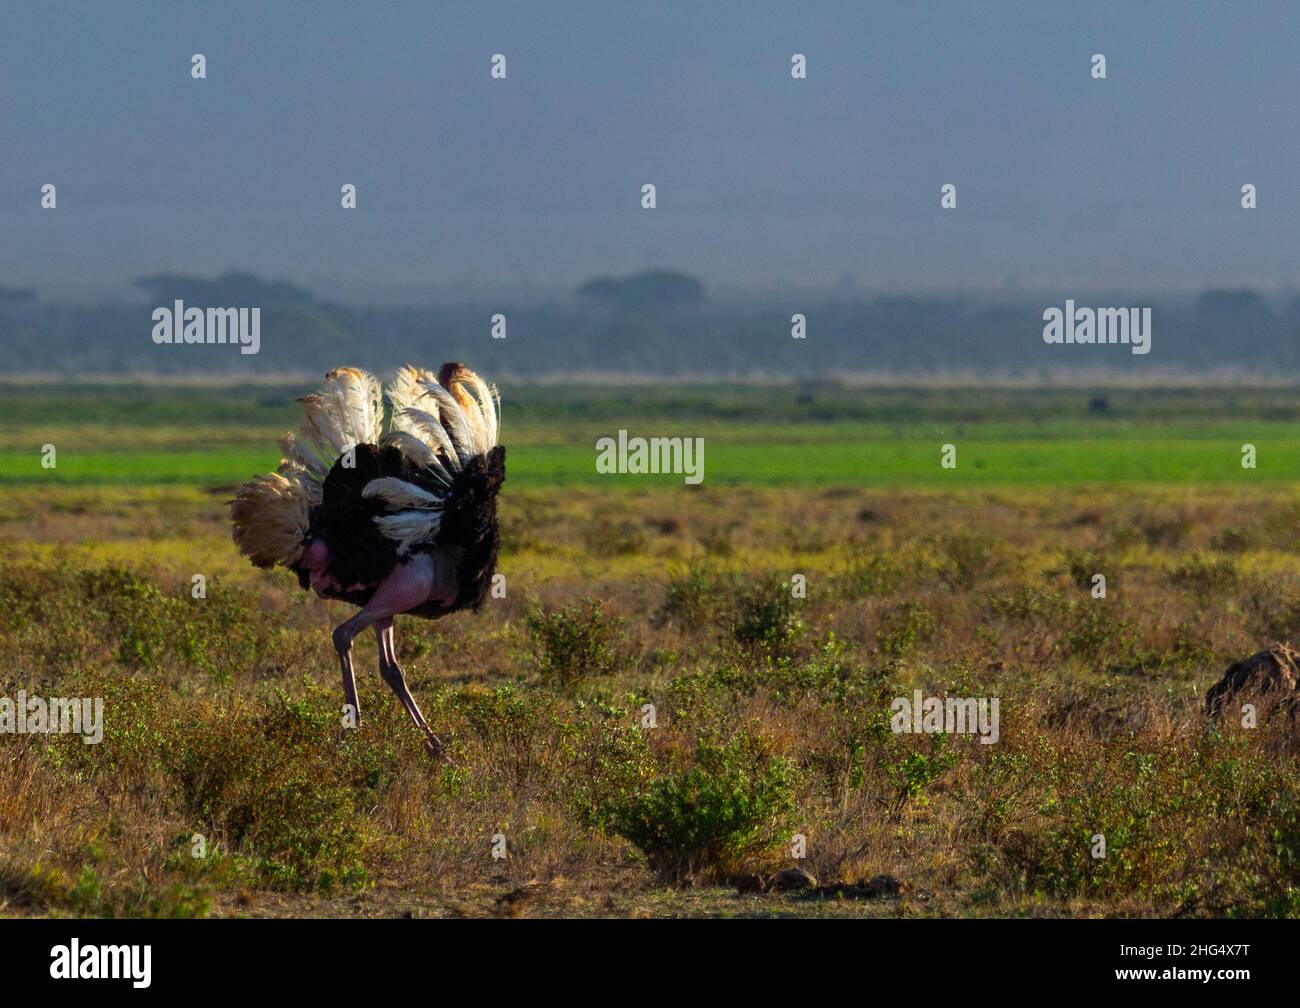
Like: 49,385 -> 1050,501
4,384 -> 1300,488
3,435 -> 1300,487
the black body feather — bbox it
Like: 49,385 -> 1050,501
294,443 -> 505,617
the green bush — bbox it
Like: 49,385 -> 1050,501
937,533 -> 1008,590
0,561 -> 277,682
599,735 -> 797,884
527,598 -> 624,686
982,733 -> 1300,916
1169,553 -> 1239,599
1061,548 -> 1114,593
1062,602 -> 1136,667
655,567 -> 724,629
732,578 -> 806,661
568,700 -> 657,827
887,738 -> 957,816
875,601 -> 936,663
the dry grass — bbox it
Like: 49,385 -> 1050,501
1,483 -> 1299,917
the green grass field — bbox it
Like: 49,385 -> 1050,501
2,435 -> 1298,487
4,383 -> 1300,488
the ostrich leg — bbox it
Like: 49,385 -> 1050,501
375,618 -> 444,758
339,643 -> 362,727
331,553 -> 454,758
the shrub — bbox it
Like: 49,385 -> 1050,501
1169,553 -> 1239,599
1062,603 -> 1136,667
936,533 -> 1008,590
599,735 -> 797,884
1211,526 -> 1254,553
805,695 -> 896,810
568,701 -> 657,827
1140,512 -> 1191,548
764,631 -> 865,707
526,598 -> 624,687
80,565 -> 172,670
582,517 -> 647,557
875,601 -> 936,663
654,567 -> 723,629
1061,548 -> 1114,593
886,737 -> 957,816
732,578 -> 806,661
0,561 -> 277,683
978,732 -> 1300,915
1241,573 -> 1300,641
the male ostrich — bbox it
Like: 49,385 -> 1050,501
229,363 -> 504,758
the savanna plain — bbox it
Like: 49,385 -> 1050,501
2,383 -> 1300,918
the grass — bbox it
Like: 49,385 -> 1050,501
6,425 -> 1300,488
4,383 -> 1300,488
2,383 -> 1300,917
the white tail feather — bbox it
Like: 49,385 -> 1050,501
392,405 -> 460,468
281,368 -> 384,488
440,364 -> 499,454
415,377 -> 476,464
377,431 -> 454,486
373,510 -> 442,556
384,362 -> 499,470
385,365 -> 437,416
362,477 -> 443,510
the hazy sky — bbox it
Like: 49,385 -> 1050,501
4,1 -> 1299,301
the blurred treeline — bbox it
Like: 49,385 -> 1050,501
2,271 -> 1297,380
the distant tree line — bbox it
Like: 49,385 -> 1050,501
2,271 -> 1298,380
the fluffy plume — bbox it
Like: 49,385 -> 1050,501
362,477 -> 444,510
281,367 -> 384,489
231,361 -> 501,571
275,458 -> 324,506
328,366 -> 385,445
439,362 -> 500,453
391,405 -> 460,469
384,362 -> 500,468
414,376 -> 476,465
385,364 -> 438,416
229,471 -> 311,568
378,430 -> 454,486
373,510 -> 442,556
385,365 -> 463,467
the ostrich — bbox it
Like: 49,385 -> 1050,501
229,363 -> 504,758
